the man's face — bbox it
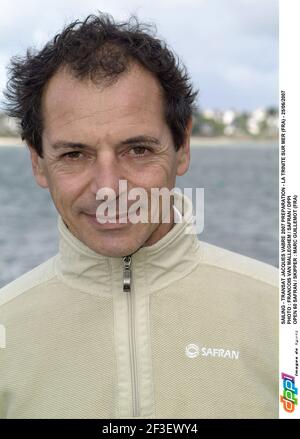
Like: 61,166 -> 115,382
30,63 -> 191,257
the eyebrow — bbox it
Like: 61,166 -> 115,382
51,135 -> 160,150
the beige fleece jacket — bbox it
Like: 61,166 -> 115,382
0,192 -> 279,418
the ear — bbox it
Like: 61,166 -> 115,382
28,145 -> 49,188
176,117 -> 192,176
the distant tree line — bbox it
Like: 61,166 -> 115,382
191,107 -> 278,138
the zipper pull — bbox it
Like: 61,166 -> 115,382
122,255 -> 132,292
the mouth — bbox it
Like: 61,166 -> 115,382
83,212 -> 130,229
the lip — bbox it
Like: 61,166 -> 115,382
84,212 -> 130,229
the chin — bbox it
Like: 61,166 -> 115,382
73,217 -> 155,257
89,241 -> 140,258
81,230 -> 144,257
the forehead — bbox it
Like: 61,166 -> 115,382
41,63 -> 166,139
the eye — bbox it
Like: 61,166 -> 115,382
61,151 -> 83,160
129,146 -> 152,157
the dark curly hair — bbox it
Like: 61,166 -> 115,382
2,12 -> 198,157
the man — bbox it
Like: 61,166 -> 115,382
0,13 -> 278,418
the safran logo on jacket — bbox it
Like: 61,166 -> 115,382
185,343 -> 239,360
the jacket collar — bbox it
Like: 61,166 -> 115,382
55,191 -> 202,296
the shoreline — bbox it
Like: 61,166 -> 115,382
0,136 -> 278,148
190,136 -> 277,147
0,137 -> 24,146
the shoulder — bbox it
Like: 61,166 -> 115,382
198,240 -> 278,288
0,256 -> 58,308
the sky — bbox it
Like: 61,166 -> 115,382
0,0 -> 278,112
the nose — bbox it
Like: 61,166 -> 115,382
89,151 -> 124,198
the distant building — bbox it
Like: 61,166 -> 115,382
222,110 -> 236,126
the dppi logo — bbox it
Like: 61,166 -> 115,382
280,372 -> 298,413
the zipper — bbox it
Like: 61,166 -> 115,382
122,255 -> 140,417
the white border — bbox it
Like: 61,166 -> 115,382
279,0 -> 300,419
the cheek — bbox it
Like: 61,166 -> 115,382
131,160 -> 176,189
48,173 -> 84,209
